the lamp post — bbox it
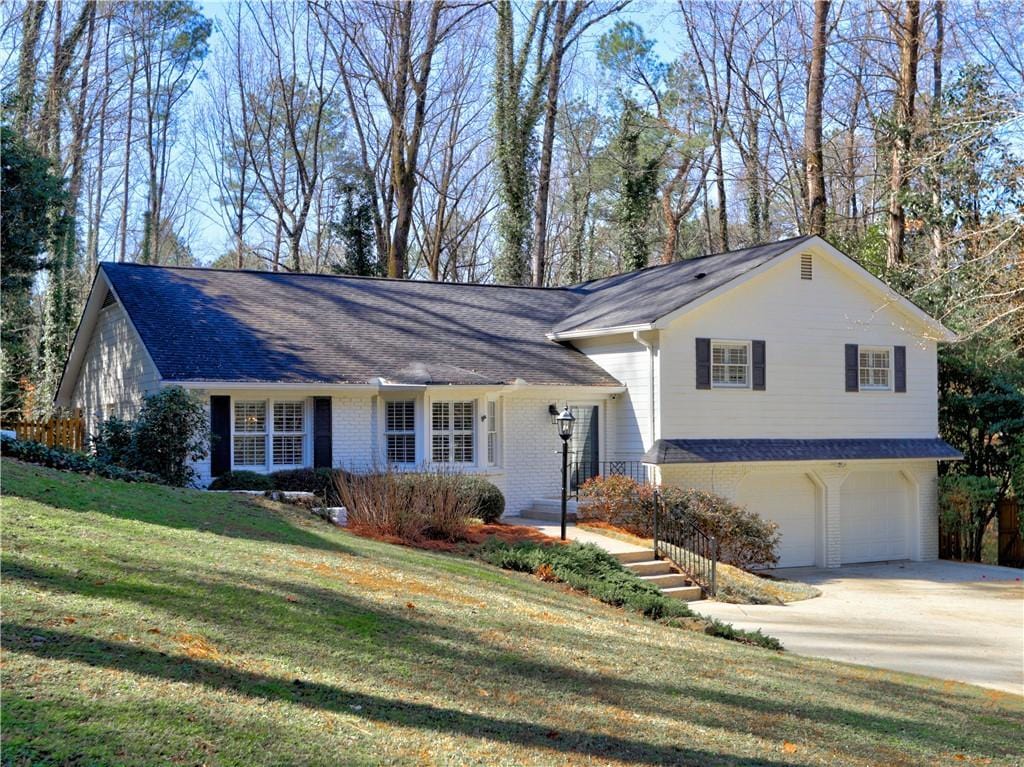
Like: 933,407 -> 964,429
555,406 -> 576,541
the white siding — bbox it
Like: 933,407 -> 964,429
500,394 -> 571,514
572,333 -> 656,459
71,302 -> 161,435
657,251 -> 939,439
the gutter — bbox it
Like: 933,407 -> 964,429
633,330 -> 656,449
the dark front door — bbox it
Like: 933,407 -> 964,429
569,405 -> 599,491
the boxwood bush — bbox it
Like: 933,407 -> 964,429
458,475 -> 505,523
208,470 -> 274,492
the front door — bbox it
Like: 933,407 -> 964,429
569,405 -> 599,491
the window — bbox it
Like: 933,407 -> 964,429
711,341 -> 749,388
385,400 -> 416,464
486,400 -> 498,465
859,347 -> 891,390
234,401 -> 267,466
272,401 -> 305,466
432,400 -> 474,464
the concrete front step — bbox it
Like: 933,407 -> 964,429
520,498 -> 578,522
613,550 -> 657,564
640,572 -> 692,588
623,560 -> 674,576
661,585 -> 704,601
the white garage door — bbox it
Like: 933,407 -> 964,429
738,473 -> 818,567
840,471 -> 909,563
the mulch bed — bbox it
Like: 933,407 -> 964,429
345,521 -> 566,552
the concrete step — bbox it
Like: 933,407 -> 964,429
661,585 -> 704,602
613,550 -> 657,564
624,560 -> 674,576
520,498 -> 578,522
640,572 -> 692,588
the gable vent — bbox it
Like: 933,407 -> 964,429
101,290 -> 117,309
800,253 -> 813,280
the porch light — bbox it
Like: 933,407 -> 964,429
556,407 -> 575,441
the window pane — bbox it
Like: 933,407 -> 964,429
273,435 -> 303,465
273,402 -> 304,433
387,434 -> 415,464
387,401 -> 414,432
432,401 -> 450,431
453,401 -> 473,430
234,435 -> 266,466
235,402 -> 266,433
453,433 -> 473,463
432,433 -> 450,462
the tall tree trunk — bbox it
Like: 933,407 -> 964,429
929,0 -> 944,273
530,0 -> 568,286
66,2 -> 97,220
804,0 -> 829,237
119,58 -> 137,263
886,0 -> 921,270
14,1 -> 47,136
713,129 -> 728,251
87,14 -> 112,276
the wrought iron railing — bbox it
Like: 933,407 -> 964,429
653,491 -> 718,597
567,459 -> 653,499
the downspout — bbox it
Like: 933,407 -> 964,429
633,331 -> 656,452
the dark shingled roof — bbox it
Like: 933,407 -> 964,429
553,236 -> 814,335
97,238 -> 820,387
100,264 -> 619,386
643,438 -> 963,464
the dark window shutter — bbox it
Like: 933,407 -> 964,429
752,340 -> 766,390
210,396 -> 231,477
845,344 -> 860,392
894,345 -> 907,393
313,397 -> 333,468
696,338 -> 711,389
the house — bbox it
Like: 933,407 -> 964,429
56,235 -> 961,568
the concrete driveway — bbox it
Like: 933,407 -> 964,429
693,560 -> 1024,695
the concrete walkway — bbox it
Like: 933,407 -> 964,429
693,560 -> 1024,695
504,516 -> 651,556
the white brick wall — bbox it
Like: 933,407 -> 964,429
500,394 -> 567,514
71,303 -> 161,435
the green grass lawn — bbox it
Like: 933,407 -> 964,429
2,459 -> 1021,766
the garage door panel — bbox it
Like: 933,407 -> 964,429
841,471 -> 909,564
738,473 -> 818,568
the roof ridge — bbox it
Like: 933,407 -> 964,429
99,261 -> 577,293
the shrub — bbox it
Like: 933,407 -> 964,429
578,474 -> 657,536
939,474 -> 999,561
131,387 -> 209,486
476,538 -> 781,649
457,475 -> 505,523
270,467 -> 340,497
90,416 -> 135,466
334,468 -> 472,542
663,488 -> 780,569
208,470 -> 274,492
1,434 -> 159,484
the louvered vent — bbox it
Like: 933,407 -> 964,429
800,253 -> 813,280
101,290 -> 117,309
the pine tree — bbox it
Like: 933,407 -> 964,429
333,181 -> 382,277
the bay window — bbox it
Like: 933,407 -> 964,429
385,400 -> 416,464
432,400 -> 474,464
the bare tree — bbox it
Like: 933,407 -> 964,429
804,0 -> 829,236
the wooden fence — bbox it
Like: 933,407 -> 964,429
997,498 -> 1023,568
3,409 -> 86,452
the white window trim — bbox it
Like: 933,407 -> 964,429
710,339 -> 752,389
486,397 -> 500,467
384,398 -> 418,466
858,345 -> 893,391
231,398 -> 309,473
430,399 -> 476,466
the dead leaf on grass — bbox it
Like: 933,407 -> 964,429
62,616 -> 76,624
782,742 -> 798,754
172,633 -> 223,661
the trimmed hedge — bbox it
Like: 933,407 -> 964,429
270,467 -> 342,497
476,538 -> 781,649
208,471 -> 274,492
458,475 -> 505,523
1,435 -> 160,484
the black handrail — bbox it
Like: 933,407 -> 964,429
652,490 -> 718,597
567,460 -> 653,499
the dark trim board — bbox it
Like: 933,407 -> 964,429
644,438 -> 963,465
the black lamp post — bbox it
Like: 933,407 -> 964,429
555,406 -> 576,540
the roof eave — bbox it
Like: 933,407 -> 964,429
547,323 -> 655,341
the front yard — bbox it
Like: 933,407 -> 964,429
2,458 -> 1021,766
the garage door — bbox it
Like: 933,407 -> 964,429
840,471 -> 909,563
738,473 -> 818,567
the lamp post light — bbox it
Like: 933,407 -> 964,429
555,406 -> 576,541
